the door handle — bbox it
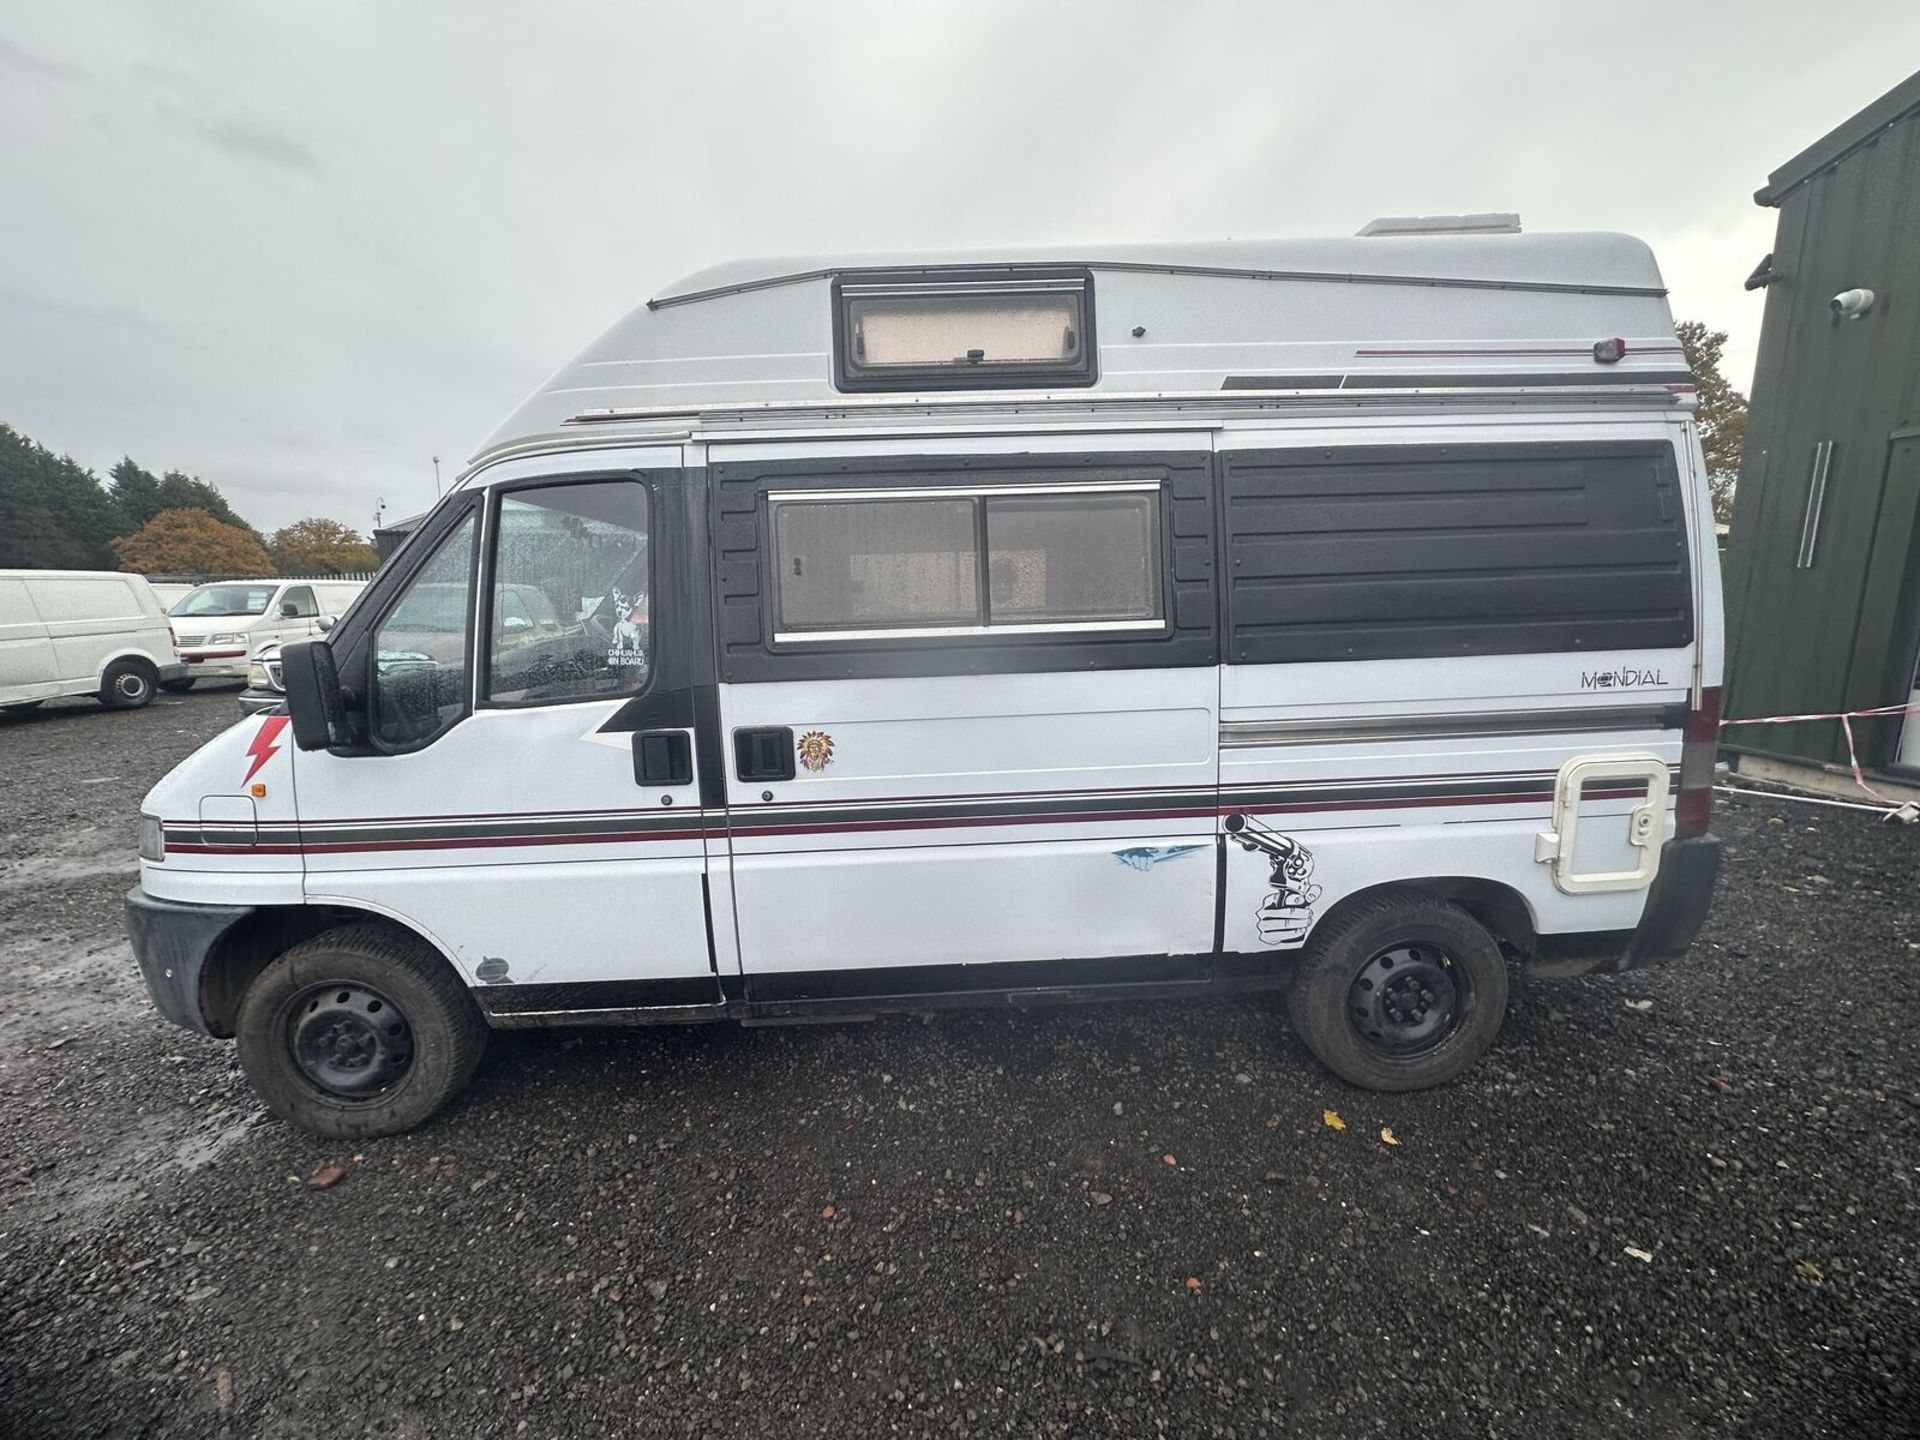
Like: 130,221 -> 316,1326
734,726 -> 795,782
632,730 -> 692,787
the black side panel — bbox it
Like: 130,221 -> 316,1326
596,473 -> 694,731
680,467 -> 731,809
1223,440 -> 1694,664
710,450 -> 1217,683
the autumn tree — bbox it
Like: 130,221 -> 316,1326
269,517 -> 380,575
1675,321 -> 1750,525
111,508 -> 275,577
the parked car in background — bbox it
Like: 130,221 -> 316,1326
0,569 -> 184,713
237,643 -> 287,716
165,579 -> 363,689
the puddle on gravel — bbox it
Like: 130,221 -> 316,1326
47,1106 -> 270,1219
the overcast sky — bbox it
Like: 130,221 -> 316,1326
2,2 -> 1916,536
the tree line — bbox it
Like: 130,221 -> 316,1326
0,422 -> 380,577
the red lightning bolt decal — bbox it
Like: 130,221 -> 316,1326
242,714 -> 290,785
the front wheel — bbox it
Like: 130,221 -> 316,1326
235,923 -> 487,1139
1286,892 -> 1508,1092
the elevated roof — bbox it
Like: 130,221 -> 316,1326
651,232 -> 1665,306
476,231 -> 1681,466
1756,67 -> 1920,206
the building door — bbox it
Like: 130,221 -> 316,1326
1883,437 -> 1920,769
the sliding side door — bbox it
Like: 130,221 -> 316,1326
708,435 -> 1220,1001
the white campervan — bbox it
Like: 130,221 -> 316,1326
166,578 -> 364,686
127,229 -> 1724,1139
0,569 -> 185,713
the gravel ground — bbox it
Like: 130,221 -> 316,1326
2,688 -> 1917,1438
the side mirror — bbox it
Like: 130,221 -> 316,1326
281,639 -> 353,750
280,601 -> 300,618
316,615 -> 337,633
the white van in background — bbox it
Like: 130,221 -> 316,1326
166,579 -> 364,687
0,569 -> 185,713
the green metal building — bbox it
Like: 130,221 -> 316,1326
1723,69 -> 1920,779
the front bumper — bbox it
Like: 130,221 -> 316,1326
158,661 -> 189,683
178,648 -> 251,679
236,687 -> 287,716
125,886 -> 255,1036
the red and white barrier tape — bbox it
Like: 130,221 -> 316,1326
1720,703 -> 1920,812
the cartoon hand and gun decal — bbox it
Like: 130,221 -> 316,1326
1224,813 -> 1321,946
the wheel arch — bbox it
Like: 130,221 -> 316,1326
1310,876 -> 1538,956
200,903 -> 467,1038
95,647 -> 163,684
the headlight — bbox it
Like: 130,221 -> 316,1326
139,814 -> 166,862
208,632 -> 246,646
247,662 -> 270,687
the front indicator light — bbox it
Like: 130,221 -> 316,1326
139,814 -> 166,862
248,663 -> 270,687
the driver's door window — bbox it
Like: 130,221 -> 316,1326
486,480 -> 651,705
371,512 -> 477,749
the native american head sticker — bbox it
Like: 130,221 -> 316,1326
1224,813 -> 1322,946
796,730 -> 835,773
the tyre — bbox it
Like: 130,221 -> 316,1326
160,677 -> 195,693
99,658 -> 158,709
1285,891 -> 1508,1092
235,922 -> 487,1139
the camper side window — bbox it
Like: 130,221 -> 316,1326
769,485 -> 1163,639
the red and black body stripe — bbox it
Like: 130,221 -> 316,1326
159,767 -> 1669,856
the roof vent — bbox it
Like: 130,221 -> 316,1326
1357,213 -> 1522,237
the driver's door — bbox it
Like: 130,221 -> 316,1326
294,458 -> 719,1014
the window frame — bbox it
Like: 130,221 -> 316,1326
476,473 -> 659,712
830,267 -> 1098,394
765,479 -> 1169,645
364,503 -> 482,756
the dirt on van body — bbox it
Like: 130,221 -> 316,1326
2,688 -> 1918,1438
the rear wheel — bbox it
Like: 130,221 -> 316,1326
1286,891 -> 1508,1092
235,923 -> 487,1139
160,677 -> 195,693
99,658 -> 157,709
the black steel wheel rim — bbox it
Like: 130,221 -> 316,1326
1346,941 -> 1467,1057
287,982 -> 413,1098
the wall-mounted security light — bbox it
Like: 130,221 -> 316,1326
1830,288 -> 1875,320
